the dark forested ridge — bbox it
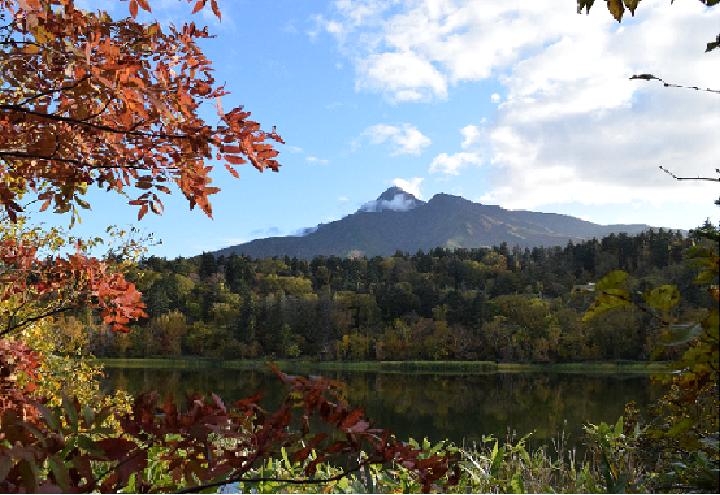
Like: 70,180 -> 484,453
213,187 -> 676,259
78,228 -> 713,364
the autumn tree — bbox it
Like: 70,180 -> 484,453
0,0 -> 284,335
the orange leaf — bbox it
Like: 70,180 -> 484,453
191,0 -> 205,14
138,204 -> 148,220
224,155 -> 246,166
129,0 -> 138,19
211,0 -> 221,20
225,164 -> 240,179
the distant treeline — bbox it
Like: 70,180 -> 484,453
63,229 -> 713,363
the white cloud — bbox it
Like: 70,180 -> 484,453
317,0 -> 601,102
393,177 -> 425,200
357,51 -> 447,101
316,0 -> 719,211
306,13 -> 323,41
429,152 -> 482,175
306,156 -> 329,164
359,123 -> 431,155
283,20 -> 299,33
482,1 -> 719,210
460,124 -> 483,149
290,226 -> 318,237
339,196 -> 348,201
287,146 -> 304,153
360,194 -> 420,212
363,123 -> 400,144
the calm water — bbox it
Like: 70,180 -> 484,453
98,366 -> 664,458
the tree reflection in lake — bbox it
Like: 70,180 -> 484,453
99,367 -> 663,457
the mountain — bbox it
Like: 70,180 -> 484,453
213,188 -> 680,259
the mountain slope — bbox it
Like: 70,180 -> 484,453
213,188 -> 677,259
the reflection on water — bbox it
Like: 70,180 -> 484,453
99,367 -> 663,455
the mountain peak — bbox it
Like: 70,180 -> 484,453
358,187 -> 425,213
377,186 -> 415,201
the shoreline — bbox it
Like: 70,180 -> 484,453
93,357 -> 670,375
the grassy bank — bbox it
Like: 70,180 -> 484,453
94,357 -> 669,375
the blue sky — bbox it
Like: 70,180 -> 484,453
33,0 -> 720,259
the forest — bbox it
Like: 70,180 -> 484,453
64,228 -> 714,364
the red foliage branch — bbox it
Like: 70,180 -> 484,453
0,238 -> 146,335
0,0 -> 283,222
0,361 -> 460,493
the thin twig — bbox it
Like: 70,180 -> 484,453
630,74 -> 720,94
659,166 -> 720,182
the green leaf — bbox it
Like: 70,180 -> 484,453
643,285 -> 680,310
511,472 -> 524,493
281,446 -> 292,472
49,455 -> 71,493
0,455 -> 13,482
82,406 -> 95,428
595,270 -> 629,291
661,324 -> 705,346
93,411 -> 114,429
61,393 -> 79,435
490,441 -> 502,478
35,404 -> 61,432
17,459 -> 38,493
693,269 -> 717,285
614,416 -> 623,437
583,289 -> 632,322
601,453 -> 615,493
78,435 -> 107,459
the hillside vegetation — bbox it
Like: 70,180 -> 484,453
62,228 -> 714,364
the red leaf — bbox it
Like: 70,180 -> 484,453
136,0 -> 151,12
211,0 -> 221,20
339,408 -> 365,430
224,154 -> 247,166
224,164 -> 240,179
191,0 -> 205,14
129,0 -> 138,18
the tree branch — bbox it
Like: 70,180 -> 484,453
630,74 -> 720,94
18,75 -> 93,106
0,104 -> 193,140
1,304 -> 75,337
660,166 -> 720,182
0,152 -> 152,171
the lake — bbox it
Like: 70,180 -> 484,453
98,365 -> 665,459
